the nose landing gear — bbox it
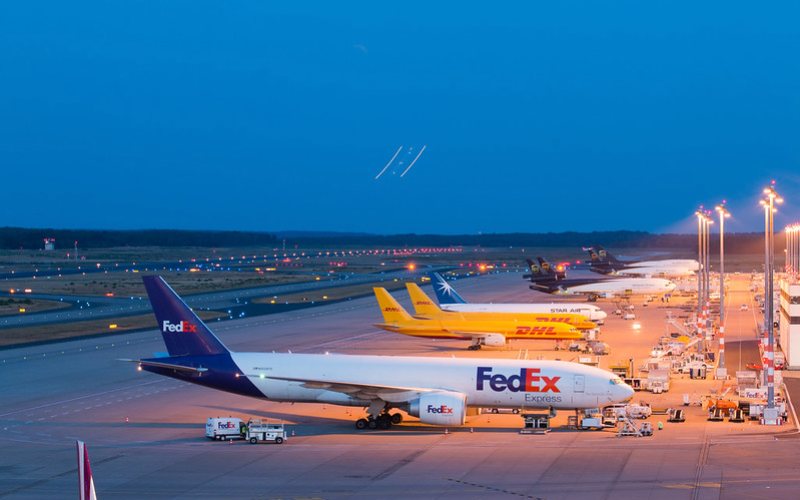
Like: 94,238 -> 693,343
468,339 -> 484,350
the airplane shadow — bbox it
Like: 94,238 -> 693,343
199,404 -> 525,436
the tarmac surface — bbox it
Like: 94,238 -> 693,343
1,272 -> 799,499
0,267 -> 435,329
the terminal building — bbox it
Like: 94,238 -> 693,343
778,279 -> 800,369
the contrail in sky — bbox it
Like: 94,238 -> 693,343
375,146 -> 403,180
400,145 -> 426,177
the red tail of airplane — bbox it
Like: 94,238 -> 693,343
76,440 -> 98,500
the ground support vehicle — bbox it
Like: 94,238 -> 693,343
245,420 -> 287,444
206,417 -> 245,441
668,409 -> 685,422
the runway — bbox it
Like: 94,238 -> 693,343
0,266 -> 433,329
2,272 -> 800,499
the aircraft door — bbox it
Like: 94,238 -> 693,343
573,375 -> 585,393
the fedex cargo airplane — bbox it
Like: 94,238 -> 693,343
126,276 -> 633,430
587,246 -> 698,277
429,272 -> 607,324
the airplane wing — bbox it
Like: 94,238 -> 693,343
119,358 -> 209,374
446,330 -> 503,339
253,375 -> 440,403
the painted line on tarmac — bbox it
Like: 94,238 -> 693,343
0,379 -> 165,418
313,331 -> 382,349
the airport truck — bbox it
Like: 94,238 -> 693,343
245,419 -> 287,444
575,409 -> 614,430
206,417 -> 245,440
646,369 -> 670,393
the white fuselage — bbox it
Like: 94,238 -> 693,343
232,353 -> 633,410
625,259 -> 699,271
440,303 -> 607,322
611,265 -> 696,278
557,278 -> 676,297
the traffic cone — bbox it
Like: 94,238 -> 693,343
125,416 -> 129,423
470,427 -> 474,433
445,428 -> 449,435
291,430 -> 296,437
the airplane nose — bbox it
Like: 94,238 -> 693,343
621,383 -> 635,401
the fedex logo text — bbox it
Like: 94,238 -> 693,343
515,326 -> 556,336
426,405 -> 454,414
476,367 -> 561,393
162,320 -> 197,333
217,421 -> 237,429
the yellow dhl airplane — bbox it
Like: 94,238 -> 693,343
405,282 -> 598,331
373,287 -> 584,350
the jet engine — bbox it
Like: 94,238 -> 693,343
481,334 -> 506,347
409,391 -> 467,426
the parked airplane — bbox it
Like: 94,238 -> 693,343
405,282 -> 597,330
126,276 -> 633,430
530,274 -> 676,300
429,272 -> 607,323
374,287 -> 585,349
526,258 -> 677,301
587,247 -> 698,277
523,258 -> 566,281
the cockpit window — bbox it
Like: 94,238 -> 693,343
610,378 -> 622,385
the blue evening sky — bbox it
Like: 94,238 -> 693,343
1,2 -> 799,234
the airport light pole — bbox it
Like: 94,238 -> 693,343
695,209 -> 705,333
792,224 -> 800,279
716,203 -> 730,377
794,224 -> 800,279
793,226 -> 796,275
704,211 -> 713,344
787,224 -> 799,279
760,184 -> 782,414
792,224 -> 798,279
786,226 -> 791,275
763,203 -> 770,334
694,209 -> 713,346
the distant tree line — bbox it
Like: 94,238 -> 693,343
285,231 -> 774,254
0,227 -> 277,249
0,227 -> 778,253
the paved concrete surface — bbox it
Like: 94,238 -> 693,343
1,272 -> 799,499
0,267 -> 438,329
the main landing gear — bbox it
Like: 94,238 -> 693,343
354,401 -> 404,430
354,412 -> 403,430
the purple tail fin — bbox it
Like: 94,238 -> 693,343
142,276 -> 228,357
